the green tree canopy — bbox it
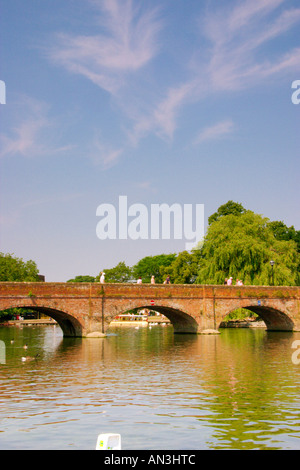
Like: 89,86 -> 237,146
67,275 -> 95,282
98,262 -> 133,283
268,221 -> 300,250
133,254 -> 176,283
0,253 -> 40,282
196,211 -> 299,286
160,250 -> 201,284
268,221 -> 300,285
208,200 -> 246,225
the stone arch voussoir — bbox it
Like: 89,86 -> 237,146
0,302 -> 83,337
106,301 -> 200,334
219,299 -> 295,331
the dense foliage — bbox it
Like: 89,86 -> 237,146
208,200 -> 246,225
0,253 -> 40,282
68,202 -> 300,286
1,202 -> 299,323
160,251 -> 201,284
132,254 -> 176,283
2,202 -> 299,290
0,253 -> 41,320
67,275 -> 95,283
97,262 -> 133,283
196,211 -> 299,286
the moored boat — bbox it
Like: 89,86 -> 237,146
110,314 -> 148,327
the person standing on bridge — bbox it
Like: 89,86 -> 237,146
151,275 -> 155,284
137,277 -> 142,284
100,272 -> 105,283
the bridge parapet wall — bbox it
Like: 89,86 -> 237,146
0,283 -> 299,336
1,282 -> 298,298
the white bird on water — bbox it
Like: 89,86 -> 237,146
21,354 -> 40,362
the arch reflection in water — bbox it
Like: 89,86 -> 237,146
1,325 -> 300,450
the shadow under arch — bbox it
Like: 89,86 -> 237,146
110,305 -> 199,334
1,305 -> 83,337
220,305 -> 294,331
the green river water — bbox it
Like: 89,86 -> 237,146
0,323 -> 300,450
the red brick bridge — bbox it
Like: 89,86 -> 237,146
0,282 -> 299,337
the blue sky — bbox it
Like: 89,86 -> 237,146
0,0 -> 299,281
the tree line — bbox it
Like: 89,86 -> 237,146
68,201 -> 300,286
0,201 -> 299,287
1,201 -> 299,322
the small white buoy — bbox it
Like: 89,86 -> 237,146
95,433 -> 121,450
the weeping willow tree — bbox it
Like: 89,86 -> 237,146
196,211 -> 299,285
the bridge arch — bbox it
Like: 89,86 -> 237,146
219,304 -> 295,331
1,282 -> 299,336
0,304 -> 83,337
108,304 -> 199,334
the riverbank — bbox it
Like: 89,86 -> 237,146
0,319 -> 57,326
1,318 -> 265,328
220,320 -> 266,328
148,316 -> 170,324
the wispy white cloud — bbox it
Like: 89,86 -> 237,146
126,1 -> 300,147
128,81 -> 197,143
0,96 -> 51,158
194,120 -> 235,145
201,1 -> 300,92
88,136 -> 123,170
42,0 -> 300,158
47,0 -> 162,95
0,96 -> 75,159
138,0 -> 300,144
152,82 -> 197,140
210,0 -> 286,42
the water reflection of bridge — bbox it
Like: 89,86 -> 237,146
0,282 -> 299,337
